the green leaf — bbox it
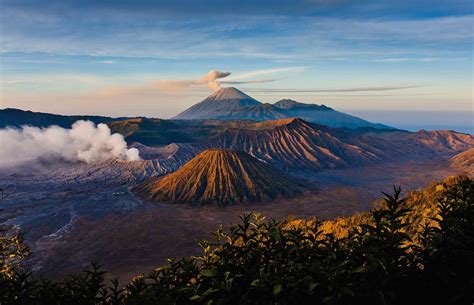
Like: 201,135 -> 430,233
273,284 -> 282,295
308,282 -> 319,293
202,288 -> 219,297
352,265 -> 366,273
225,278 -> 233,290
201,269 -> 218,277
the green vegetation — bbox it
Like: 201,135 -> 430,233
1,176 -> 473,304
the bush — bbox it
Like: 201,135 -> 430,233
1,176 -> 473,305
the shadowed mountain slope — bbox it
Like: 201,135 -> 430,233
108,118 -> 196,146
137,149 -> 304,205
107,118 -> 238,146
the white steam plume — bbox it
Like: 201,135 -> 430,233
0,120 -> 140,168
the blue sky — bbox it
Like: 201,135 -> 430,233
0,0 -> 472,132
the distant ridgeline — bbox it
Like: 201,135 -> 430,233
2,175 -> 473,304
0,108 -> 118,129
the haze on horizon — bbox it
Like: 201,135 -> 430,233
0,0 -> 472,133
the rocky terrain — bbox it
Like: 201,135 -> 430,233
450,148 -> 474,176
200,118 -> 387,171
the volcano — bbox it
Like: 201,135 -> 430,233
173,87 -> 392,129
137,148 -> 304,205
200,118 -> 386,171
173,87 -> 261,120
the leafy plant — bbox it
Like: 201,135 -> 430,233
1,176 -> 472,305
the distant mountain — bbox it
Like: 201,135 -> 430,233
272,99 -> 391,129
408,130 -> 474,152
173,87 -> 392,129
0,108 -> 118,128
136,149 -> 303,205
363,129 -> 474,154
173,87 -> 261,120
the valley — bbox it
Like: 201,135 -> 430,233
0,154 -> 466,282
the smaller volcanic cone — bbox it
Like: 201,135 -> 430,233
137,149 -> 304,205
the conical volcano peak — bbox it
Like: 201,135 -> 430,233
173,87 -> 261,120
210,87 -> 253,100
136,148 -> 303,205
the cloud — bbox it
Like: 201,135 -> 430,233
99,60 -> 117,64
3,1 -> 472,62
242,85 -> 422,93
0,120 -> 140,168
3,1 -> 471,19
216,66 -> 306,86
221,79 -> 277,84
373,58 -> 438,62
226,67 -> 307,80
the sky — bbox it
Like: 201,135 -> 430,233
0,0 -> 473,132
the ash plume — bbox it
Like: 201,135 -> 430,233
153,70 -> 231,93
0,120 -> 140,168
200,70 -> 231,91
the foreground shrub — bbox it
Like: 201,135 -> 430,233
1,176 -> 472,305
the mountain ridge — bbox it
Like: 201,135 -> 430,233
0,108 -> 119,128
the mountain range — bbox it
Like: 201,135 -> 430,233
105,117 -> 473,179
2,87 -> 473,204
173,87 -> 392,129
